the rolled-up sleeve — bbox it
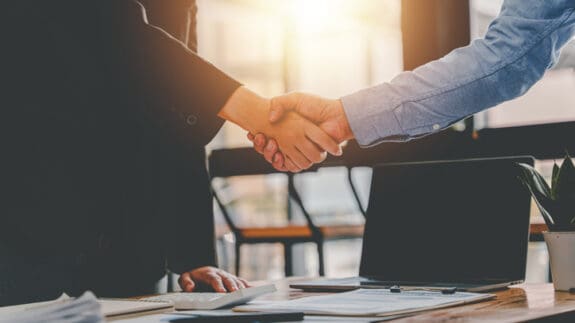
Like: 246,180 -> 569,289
342,0 -> 575,147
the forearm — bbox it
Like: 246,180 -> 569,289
218,86 -> 271,134
342,0 -> 575,146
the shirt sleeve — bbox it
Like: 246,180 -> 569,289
104,0 -> 241,146
341,0 -> 575,147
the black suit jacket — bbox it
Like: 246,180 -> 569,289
0,0 -> 239,304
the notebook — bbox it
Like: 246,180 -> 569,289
291,156 -> 534,292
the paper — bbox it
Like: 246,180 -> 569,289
98,298 -> 172,317
0,292 -> 103,323
235,288 -> 494,317
114,312 -> 395,323
0,292 -> 171,322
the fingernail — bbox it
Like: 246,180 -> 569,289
266,141 -> 276,152
274,154 -> 281,163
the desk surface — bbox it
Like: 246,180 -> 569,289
261,279 -> 575,322
127,279 -> 575,322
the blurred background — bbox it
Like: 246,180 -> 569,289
195,0 -> 575,282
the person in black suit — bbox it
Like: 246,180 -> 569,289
0,0 -> 340,305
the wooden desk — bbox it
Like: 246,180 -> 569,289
264,279 -> 575,322
126,279 -> 575,322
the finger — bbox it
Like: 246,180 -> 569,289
285,147 -> 312,170
284,157 -> 302,173
234,278 -> 247,289
263,139 -> 279,163
296,139 -> 326,164
220,274 -> 239,292
239,278 -> 251,288
269,94 -> 299,123
252,133 -> 267,155
247,133 -> 255,142
178,272 -> 196,292
305,126 -> 342,156
208,274 -> 227,293
272,152 -> 287,171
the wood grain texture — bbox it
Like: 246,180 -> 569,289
272,279 -> 575,322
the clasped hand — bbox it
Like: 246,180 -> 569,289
219,88 -> 350,172
248,92 -> 354,172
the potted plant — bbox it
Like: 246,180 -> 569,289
518,154 -> 575,291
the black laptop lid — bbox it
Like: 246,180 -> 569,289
359,156 -> 533,284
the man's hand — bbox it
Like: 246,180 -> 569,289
270,93 -> 353,143
178,266 -> 250,292
218,87 -> 341,171
249,92 -> 354,171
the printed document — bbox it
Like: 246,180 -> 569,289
235,288 -> 494,317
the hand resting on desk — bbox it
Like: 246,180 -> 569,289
178,267 -> 250,293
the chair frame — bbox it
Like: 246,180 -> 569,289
209,148 -> 364,277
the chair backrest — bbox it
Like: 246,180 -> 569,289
209,148 -> 321,237
208,148 -> 365,237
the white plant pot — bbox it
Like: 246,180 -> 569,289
544,231 -> 575,291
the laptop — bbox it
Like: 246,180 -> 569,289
291,156 -> 534,292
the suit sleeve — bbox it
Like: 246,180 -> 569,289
103,0 -> 241,146
133,1 -> 219,274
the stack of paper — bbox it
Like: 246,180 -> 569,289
235,288 -> 495,317
0,292 -> 103,323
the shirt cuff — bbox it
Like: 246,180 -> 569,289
341,85 -> 408,147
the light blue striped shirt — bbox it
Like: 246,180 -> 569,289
341,0 -> 575,146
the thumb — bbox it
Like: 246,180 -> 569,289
179,273 -> 196,292
269,94 -> 299,123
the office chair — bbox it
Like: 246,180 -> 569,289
209,148 -> 364,277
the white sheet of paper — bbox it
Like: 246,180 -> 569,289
235,288 -> 494,317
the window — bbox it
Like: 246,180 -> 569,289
198,0 -> 402,279
470,0 -> 575,129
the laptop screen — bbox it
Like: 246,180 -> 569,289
360,157 -> 533,284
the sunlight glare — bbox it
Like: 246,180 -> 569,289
288,0 -> 347,32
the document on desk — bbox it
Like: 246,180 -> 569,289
0,292 -> 104,323
0,292 -> 172,321
235,289 -> 495,317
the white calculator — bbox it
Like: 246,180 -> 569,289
142,284 -> 277,310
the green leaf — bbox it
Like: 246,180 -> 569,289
524,180 -> 557,227
551,163 -> 560,199
516,163 -> 552,197
555,155 -> 575,202
516,163 -> 555,227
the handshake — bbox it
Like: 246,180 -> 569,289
248,92 -> 354,172
219,87 -> 354,173
218,87 -> 353,173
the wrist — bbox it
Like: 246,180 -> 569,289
218,86 -> 270,134
333,99 -> 354,141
